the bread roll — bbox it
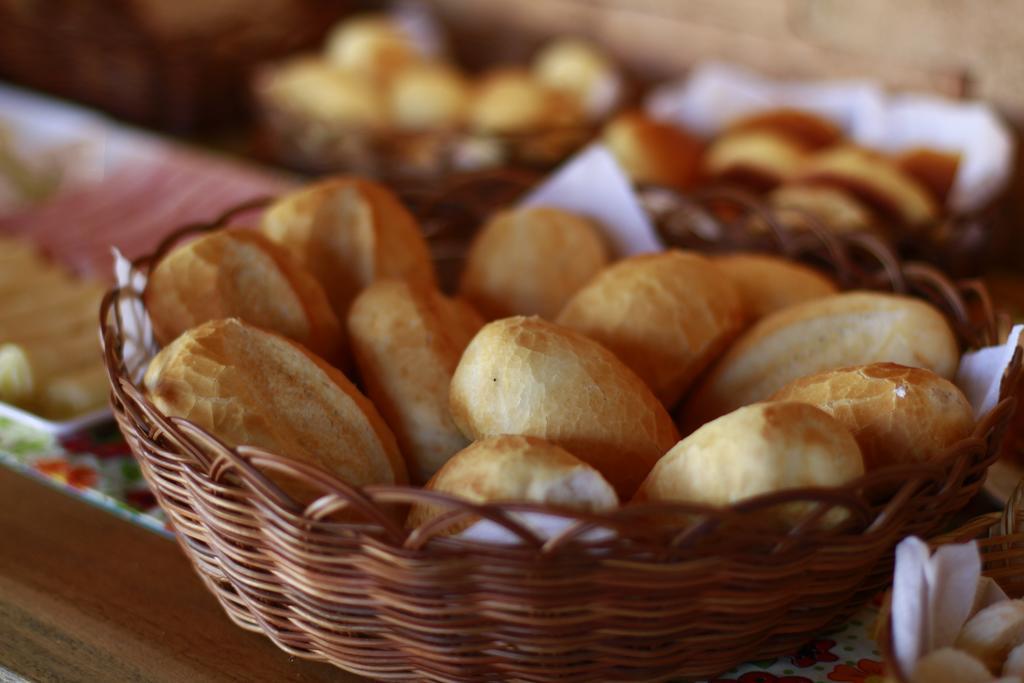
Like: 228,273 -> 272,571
956,601 -> 1024,674
712,253 -> 838,320
602,111 -> 703,190
40,364 -> 109,419
324,15 -> 420,80
704,130 -> 807,190
635,401 -> 864,528
459,206 -> 609,320
0,335 -> 99,406
771,363 -> 973,470
469,69 -> 583,134
262,57 -> 385,127
556,251 -> 744,407
348,279 -> 484,483
406,435 -> 618,532
912,648 -> 994,683
1005,642 -> 1024,676
770,185 -> 876,234
144,318 -> 406,499
681,292 -> 960,430
449,316 -> 679,496
897,147 -> 960,205
792,146 -> 939,227
727,108 -> 843,150
388,62 -> 469,130
533,38 -> 621,117
261,176 -> 435,323
144,228 -> 343,361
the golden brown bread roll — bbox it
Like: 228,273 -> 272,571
727,108 -> 843,150
469,68 -> 583,134
681,291 -> 960,431
911,648 -> 995,683
388,62 -> 469,130
459,206 -> 609,320
144,318 -> 407,498
601,111 -> 704,190
897,147 -> 960,205
635,401 -> 864,528
324,15 -> 421,80
406,435 -> 618,532
261,177 -> 436,324
771,362 -> 973,470
449,316 -> 680,497
261,57 -> 385,127
144,228 -> 343,362
556,250 -> 744,407
769,184 -> 877,234
348,279 -> 484,484
791,145 -> 939,227
532,38 -> 620,117
712,252 -> 838,320
956,600 -> 1024,674
704,130 -> 807,191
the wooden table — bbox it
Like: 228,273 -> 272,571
0,467 -> 359,683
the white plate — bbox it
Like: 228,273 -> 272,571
0,400 -> 112,437
984,458 -> 1023,506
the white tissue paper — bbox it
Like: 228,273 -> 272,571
646,61 -> 1014,212
892,536 -> 1008,678
520,143 -> 662,256
111,248 -> 155,385
957,325 -> 1024,421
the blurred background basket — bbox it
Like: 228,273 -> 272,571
100,178 -> 1021,682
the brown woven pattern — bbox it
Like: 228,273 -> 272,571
100,180 -> 1021,682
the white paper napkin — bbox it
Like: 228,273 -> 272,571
957,325 -> 1024,421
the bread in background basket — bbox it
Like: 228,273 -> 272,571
100,165 -> 1022,681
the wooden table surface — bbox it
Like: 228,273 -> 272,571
0,467 -> 361,683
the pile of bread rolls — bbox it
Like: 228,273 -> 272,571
603,108 -> 957,235
0,236 -> 108,419
141,174 -> 977,535
910,599 -> 1024,682
261,13 -> 621,137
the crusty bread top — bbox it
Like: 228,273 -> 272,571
726,108 -> 843,150
704,130 -> 807,190
602,111 -> 703,190
144,228 -> 343,362
769,184 -> 877,234
261,176 -> 436,321
406,434 -> 618,530
712,252 -> 838,320
144,318 -> 406,496
771,362 -> 974,470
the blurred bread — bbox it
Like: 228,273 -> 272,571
1005,642 -> 1024,676
635,401 -> 864,528
388,62 -> 469,130
712,252 -> 838,320
602,111 -> 703,190
459,206 -> 609,320
912,648 -> 996,683
792,146 -> 939,227
0,335 -> 100,408
40,364 -> 109,420
727,108 -> 843,150
532,38 -> 621,117
406,435 -> 618,532
144,318 -> 407,498
262,57 -> 384,127
556,251 -> 744,407
449,316 -> 679,497
324,15 -> 421,80
469,68 -> 583,134
704,130 -> 807,190
144,228 -> 343,362
897,147 -> 960,205
771,362 -> 973,470
770,185 -> 877,234
681,292 -> 960,430
261,176 -> 435,323
348,279 -> 484,484
956,600 -> 1024,674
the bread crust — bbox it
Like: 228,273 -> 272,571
449,316 -> 679,497
348,279 -> 484,484
602,111 -> 703,190
556,250 -> 744,407
712,252 -> 838,320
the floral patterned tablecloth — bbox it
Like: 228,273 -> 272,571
0,416 -> 886,682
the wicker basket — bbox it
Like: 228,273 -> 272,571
100,179 -> 1022,682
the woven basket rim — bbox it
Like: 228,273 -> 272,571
99,180 -> 1023,549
